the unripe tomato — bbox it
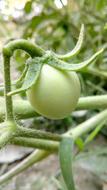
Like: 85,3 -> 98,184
26,64 -> 80,120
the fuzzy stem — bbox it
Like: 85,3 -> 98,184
16,126 -> 62,141
3,54 -> 14,121
0,130 -> 12,149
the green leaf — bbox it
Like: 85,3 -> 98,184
8,58 -> 43,96
47,48 -> 104,71
24,1 -> 32,14
59,137 -> 75,190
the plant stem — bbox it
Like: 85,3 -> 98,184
13,109 -> 107,149
3,54 -> 14,121
3,39 -> 45,58
83,67 -> 107,79
2,39 -> 45,121
0,130 -> 12,149
0,95 -> 107,122
16,126 -> 62,141
66,109 -> 107,139
12,137 -> 58,151
77,95 -> 107,110
0,150 -> 50,185
1,109 -> 107,184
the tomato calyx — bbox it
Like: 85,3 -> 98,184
7,46 -> 103,97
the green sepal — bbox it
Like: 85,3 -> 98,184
59,136 -> 75,190
15,63 -> 29,88
47,48 -> 103,71
57,24 -> 85,60
8,58 -> 43,96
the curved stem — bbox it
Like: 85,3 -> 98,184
2,39 -> 45,122
3,39 -> 45,58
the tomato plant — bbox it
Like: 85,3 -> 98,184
0,22 -> 104,190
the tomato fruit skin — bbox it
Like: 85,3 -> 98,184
26,64 -> 80,120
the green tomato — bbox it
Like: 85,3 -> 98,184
26,64 -> 80,120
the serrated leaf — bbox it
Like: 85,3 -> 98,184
8,58 -> 43,96
48,48 -> 104,71
59,137 -> 75,190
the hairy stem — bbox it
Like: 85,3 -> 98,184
0,130 -> 12,149
16,126 -> 62,141
3,54 -> 14,120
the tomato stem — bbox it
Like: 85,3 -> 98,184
0,150 -> 50,185
16,125 -> 62,141
0,95 -> 107,122
0,109 -> 107,185
2,39 -> 46,148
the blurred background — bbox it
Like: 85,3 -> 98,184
0,0 -> 107,189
